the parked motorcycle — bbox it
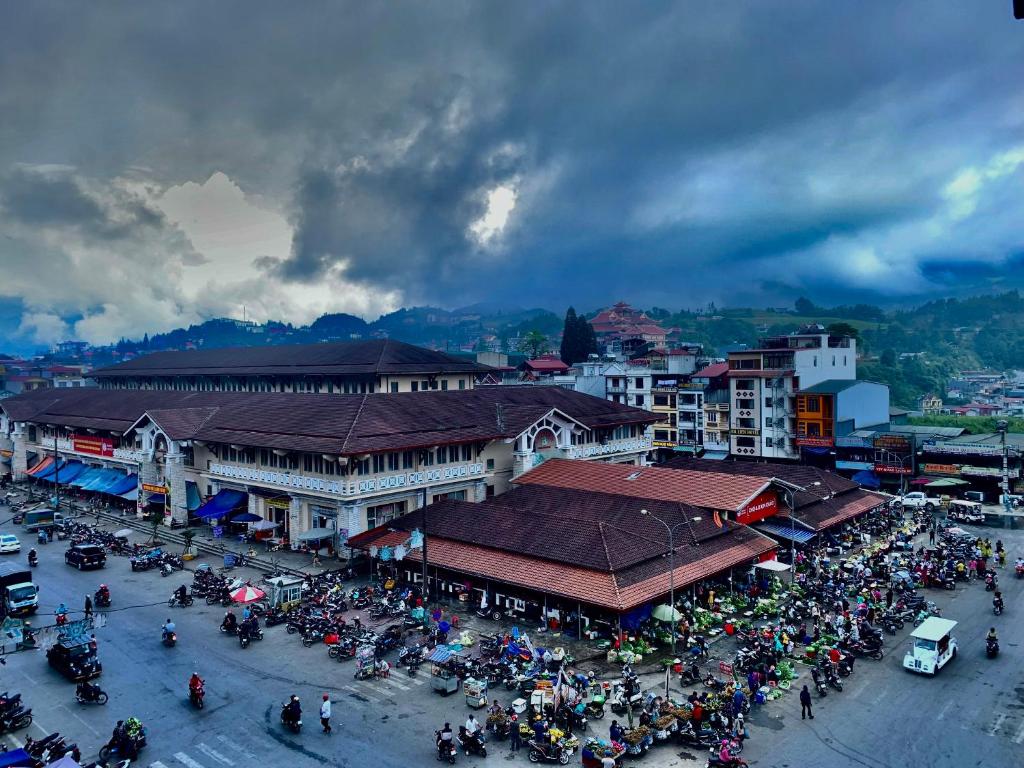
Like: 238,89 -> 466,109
0,706 -> 32,733
527,738 -> 574,765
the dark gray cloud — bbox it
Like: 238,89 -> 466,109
1,0 -> 1023,344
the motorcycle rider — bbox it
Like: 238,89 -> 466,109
77,680 -> 102,702
993,591 -> 1004,614
162,618 -> 176,642
27,548 -> 37,567
189,672 -> 204,699
96,584 -> 110,605
987,627 -> 998,643
283,695 -> 301,726
105,720 -> 127,753
436,722 -> 454,758
175,584 -> 188,605
221,610 -> 237,633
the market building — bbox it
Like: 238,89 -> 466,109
349,457 -> 886,634
916,432 -> 1023,501
91,338 -> 491,394
0,386 -> 656,548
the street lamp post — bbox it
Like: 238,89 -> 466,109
998,420 -> 1011,517
780,482 -> 818,583
640,509 -> 694,655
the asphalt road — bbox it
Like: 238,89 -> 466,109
1,509 -> 1021,768
0,507 -> 495,768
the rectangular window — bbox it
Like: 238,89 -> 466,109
736,436 -> 755,448
402,451 -> 414,469
635,394 -> 645,407
411,381 -> 419,392
421,380 -> 430,391
765,417 -> 773,428
458,379 -> 466,390
736,379 -> 755,390
737,398 -> 754,409
461,445 -> 472,461
422,450 -> 434,467
303,455 -> 313,472
441,380 -> 448,391
653,395 -> 669,407
355,458 -> 370,476
486,484 -> 495,498
437,447 -> 447,464
806,396 -> 821,413
635,377 -> 644,388
390,382 -> 399,393
764,397 -> 773,408
372,455 -> 386,473
449,445 -> 459,463
387,453 -> 399,471
738,417 -> 755,429
486,458 -> 495,471
765,437 -> 774,448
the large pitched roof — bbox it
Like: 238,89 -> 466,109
349,485 -> 776,611
1,386 -> 656,455
514,458 -> 773,512
92,339 -> 492,379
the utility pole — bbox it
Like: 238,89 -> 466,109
998,420 -> 1011,518
52,430 -> 60,511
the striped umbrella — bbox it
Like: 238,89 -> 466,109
230,585 -> 266,604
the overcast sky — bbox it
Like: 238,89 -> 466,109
1,1 -> 1022,347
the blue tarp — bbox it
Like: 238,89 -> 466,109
105,474 -> 137,496
755,521 -> 817,544
620,602 -> 653,631
49,460 -> 87,483
194,489 -> 248,519
146,493 -> 166,506
70,468 -> 103,488
34,460 -> 67,482
186,481 -> 201,511
851,470 -> 882,489
0,750 -> 35,768
120,487 -> 139,502
81,469 -> 122,492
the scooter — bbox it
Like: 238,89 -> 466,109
189,684 -> 205,710
456,727 -> 487,757
162,629 -> 177,648
993,599 -> 1004,616
0,706 -> 32,733
435,732 -> 457,764
810,669 -> 828,697
280,703 -> 302,733
527,739 -> 574,765
75,683 -> 108,705
986,638 -> 999,658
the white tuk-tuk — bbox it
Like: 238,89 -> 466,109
903,617 -> 957,675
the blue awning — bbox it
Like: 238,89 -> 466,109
186,481 -> 201,512
34,460 -> 67,482
104,474 -> 137,496
146,493 -> 166,506
851,470 -> 881,489
54,461 -> 88,483
701,451 -> 729,460
194,489 -> 248,520
71,468 -> 103,488
120,487 -> 139,502
755,521 -> 817,544
93,470 -> 128,494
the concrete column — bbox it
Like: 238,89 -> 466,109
11,426 -> 28,480
164,454 -> 187,524
247,493 -> 258,517
138,458 -> 162,519
474,480 -> 487,502
342,503 -> 363,539
288,497 -> 303,549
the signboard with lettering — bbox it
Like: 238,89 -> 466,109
922,463 -> 960,476
142,483 -> 167,494
737,490 -> 778,525
72,435 -> 115,457
835,460 -> 874,471
651,440 -> 677,448
732,428 -> 760,437
796,436 -> 834,448
567,438 -> 651,459
873,464 -> 913,475
922,441 -> 1004,456
873,435 -> 911,452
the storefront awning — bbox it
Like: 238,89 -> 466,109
70,468 -> 102,488
146,493 -> 166,506
186,481 -> 201,512
194,489 -> 248,519
26,456 -> 54,476
672,445 -> 697,453
297,526 -> 336,541
851,470 -> 881,489
34,460 -> 67,482
701,451 -> 729,461
753,559 -> 792,572
104,474 -> 138,497
754,521 -> 816,544
90,470 -> 127,493
54,461 -> 88,483
120,487 -> 139,502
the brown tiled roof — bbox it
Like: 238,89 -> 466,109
1,386 -> 655,456
660,457 -> 856,508
92,339 -> 491,378
514,458 -> 772,512
795,489 -> 887,531
349,502 -> 776,611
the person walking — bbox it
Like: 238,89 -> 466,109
319,693 -> 332,735
800,685 -> 814,720
509,714 -> 521,753
83,594 -> 93,619
929,527 -> 936,545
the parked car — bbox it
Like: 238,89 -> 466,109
0,534 -> 21,554
897,492 -> 943,512
47,638 -> 102,681
65,544 -> 106,570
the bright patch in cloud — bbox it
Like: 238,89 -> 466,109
470,184 -> 517,245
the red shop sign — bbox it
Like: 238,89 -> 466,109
72,435 -> 115,457
737,490 -> 779,525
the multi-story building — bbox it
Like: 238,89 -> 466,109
794,380 -> 889,456
685,362 -> 730,457
589,301 -> 669,356
728,325 -> 856,460
91,339 -> 491,394
1,386 -> 657,546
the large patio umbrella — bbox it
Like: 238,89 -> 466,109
248,519 -> 279,531
231,512 -> 263,523
651,604 -> 682,622
230,585 -> 266,604
926,478 -> 970,488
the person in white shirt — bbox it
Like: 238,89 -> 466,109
320,693 -> 332,735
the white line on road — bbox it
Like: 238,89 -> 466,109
1013,721 -> 1024,745
59,704 -> 101,737
175,752 -> 207,768
989,714 -> 1007,736
380,676 -> 410,691
367,683 -> 397,699
5,735 -> 23,749
342,684 -> 386,703
150,761 -> 170,768
936,700 -> 954,721
194,743 -> 234,766
214,736 -> 256,760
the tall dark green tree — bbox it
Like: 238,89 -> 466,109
559,307 -> 599,364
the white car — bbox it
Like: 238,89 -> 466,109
0,534 -> 21,554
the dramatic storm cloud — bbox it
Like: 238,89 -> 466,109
0,1 -> 1022,345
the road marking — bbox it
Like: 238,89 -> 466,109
342,684 -> 385,703
151,761 -> 170,768
380,676 -> 410,691
175,752 -> 207,768
936,700 -> 954,721
214,736 -> 257,760
59,704 -> 101,737
366,683 -> 396,699
1013,721 -> 1024,745
989,714 -> 1007,736
411,677 -> 425,685
5,735 -> 23,749
194,744 -> 234,766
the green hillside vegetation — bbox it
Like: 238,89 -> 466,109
908,415 -> 1024,434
